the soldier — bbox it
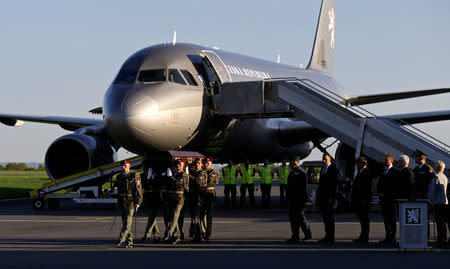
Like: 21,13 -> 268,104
115,160 -> 143,248
286,157 -> 312,242
190,158 -> 208,242
202,157 -> 220,240
222,160 -> 238,208
239,158 -> 256,208
164,158 -> 188,244
277,159 -> 290,208
413,150 -> 434,199
351,157 -> 372,243
141,159 -> 162,243
317,153 -> 338,243
259,158 -> 274,208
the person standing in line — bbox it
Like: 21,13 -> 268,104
286,157 -> 312,242
427,160 -> 448,248
277,159 -> 290,208
317,153 -> 338,243
115,160 -> 143,248
239,158 -> 256,208
397,155 -> 415,199
259,158 -> 274,208
222,160 -> 238,208
377,154 -> 401,244
413,150 -> 434,199
351,157 -> 372,243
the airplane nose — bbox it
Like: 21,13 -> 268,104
103,85 -> 161,153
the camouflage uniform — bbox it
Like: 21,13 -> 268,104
116,171 -> 143,247
142,170 -> 163,242
189,169 -> 208,241
201,168 -> 220,240
164,169 -> 187,243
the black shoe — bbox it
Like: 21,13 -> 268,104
153,237 -> 161,244
286,237 -> 300,243
318,237 -> 334,243
191,237 -> 202,243
353,237 -> 368,243
124,242 -> 133,248
302,233 -> 312,241
115,241 -> 124,247
141,236 -> 150,242
379,238 -> 392,243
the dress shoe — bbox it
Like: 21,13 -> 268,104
353,238 -> 368,243
115,241 -> 124,247
286,237 -> 300,243
318,237 -> 334,243
302,233 -> 312,241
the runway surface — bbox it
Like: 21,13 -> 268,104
0,196 -> 449,268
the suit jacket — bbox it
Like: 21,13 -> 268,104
413,163 -> 434,199
351,167 -> 372,206
377,166 -> 400,204
399,167 -> 414,199
287,166 -> 308,203
317,163 -> 338,203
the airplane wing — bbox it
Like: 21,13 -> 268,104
378,110 -> 450,125
343,88 -> 450,106
0,113 -> 103,131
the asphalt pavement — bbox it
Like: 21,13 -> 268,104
0,189 -> 449,268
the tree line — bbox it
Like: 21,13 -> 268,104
0,163 -> 45,171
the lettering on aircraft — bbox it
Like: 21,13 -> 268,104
171,110 -> 180,124
224,65 -> 271,80
328,8 -> 335,49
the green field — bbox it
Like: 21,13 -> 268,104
0,171 -> 51,200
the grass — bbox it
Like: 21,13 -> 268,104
0,171 -> 51,200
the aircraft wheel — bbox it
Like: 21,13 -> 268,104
48,199 -> 60,209
32,198 -> 45,210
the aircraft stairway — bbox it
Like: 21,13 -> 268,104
217,79 -> 449,165
29,156 -> 143,199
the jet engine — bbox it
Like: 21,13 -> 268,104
44,132 -> 118,180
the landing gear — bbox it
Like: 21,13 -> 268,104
32,198 -> 45,210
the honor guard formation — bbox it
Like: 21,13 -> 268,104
114,150 -> 450,249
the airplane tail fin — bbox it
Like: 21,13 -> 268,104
307,0 -> 336,78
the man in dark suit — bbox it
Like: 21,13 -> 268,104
317,153 -> 338,243
351,157 -> 372,243
286,157 -> 312,242
397,155 -> 415,199
377,154 -> 400,243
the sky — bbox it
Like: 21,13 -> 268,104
0,0 -> 449,162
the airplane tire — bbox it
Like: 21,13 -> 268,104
48,199 -> 60,209
32,198 -> 45,210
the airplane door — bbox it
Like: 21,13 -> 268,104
201,50 -> 232,84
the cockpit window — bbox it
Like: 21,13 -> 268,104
180,70 -> 198,86
168,69 -> 186,85
114,68 -> 139,84
137,69 -> 167,83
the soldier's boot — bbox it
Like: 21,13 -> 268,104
115,240 -> 124,247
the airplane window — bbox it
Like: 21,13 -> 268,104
114,68 -> 139,84
168,69 -> 186,85
137,69 -> 167,83
180,70 -> 198,86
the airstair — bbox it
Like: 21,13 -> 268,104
217,78 -> 450,165
29,156 -> 143,209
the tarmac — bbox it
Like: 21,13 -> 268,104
0,188 -> 449,268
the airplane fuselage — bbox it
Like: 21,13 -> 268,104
103,43 -> 345,161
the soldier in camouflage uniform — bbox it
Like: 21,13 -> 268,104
115,160 -> 143,248
164,159 -> 188,244
189,158 -> 208,242
141,159 -> 163,243
201,157 -> 220,240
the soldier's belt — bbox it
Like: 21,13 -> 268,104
119,194 -> 133,197
207,187 -> 215,190
167,191 -> 184,194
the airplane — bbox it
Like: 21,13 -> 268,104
1,0 -> 449,181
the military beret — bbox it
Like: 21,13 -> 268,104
120,160 -> 130,166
